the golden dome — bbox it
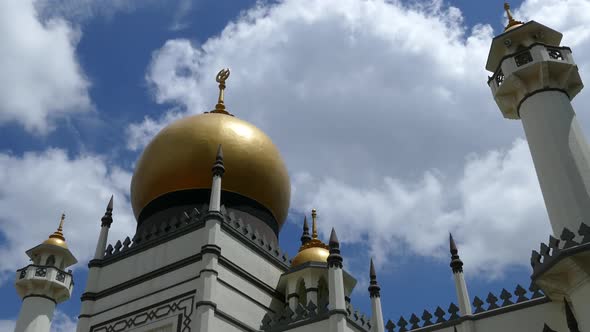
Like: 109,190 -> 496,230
130,69 -> 291,227
43,213 -> 68,249
291,209 -> 330,267
291,247 -> 330,267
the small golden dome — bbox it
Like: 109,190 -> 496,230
130,69 -> 291,227
291,209 -> 330,267
43,213 -> 68,249
291,246 -> 330,267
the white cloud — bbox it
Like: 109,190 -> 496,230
0,149 -> 135,282
131,0 -> 590,276
0,0 -> 92,134
34,0 -> 160,23
0,319 -> 16,331
50,310 -> 78,332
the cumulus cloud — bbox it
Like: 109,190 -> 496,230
0,0 -> 92,134
293,139 -> 550,276
0,149 -> 135,283
34,0 -> 161,23
130,0 -> 590,276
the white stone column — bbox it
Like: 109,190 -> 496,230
15,296 -> 56,332
520,91 -> 590,235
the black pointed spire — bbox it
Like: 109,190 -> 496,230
327,228 -> 343,268
449,233 -> 464,273
564,298 -> 580,332
300,216 -> 311,245
101,195 -> 114,228
368,258 -> 381,298
212,144 -> 225,177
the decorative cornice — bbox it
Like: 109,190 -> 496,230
385,282 -> 548,332
23,294 -> 58,305
531,222 -> 590,279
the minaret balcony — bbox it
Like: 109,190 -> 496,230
487,43 -> 584,119
15,264 -> 74,303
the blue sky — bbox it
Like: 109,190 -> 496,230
4,0 -> 590,330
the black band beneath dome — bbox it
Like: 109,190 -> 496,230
136,189 -> 280,238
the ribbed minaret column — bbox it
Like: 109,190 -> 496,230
194,144 -> 224,332
369,259 -> 385,332
486,5 -> 586,235
78,198 -> 114,332
327,228 -> 346,332
449,234 -> 472,316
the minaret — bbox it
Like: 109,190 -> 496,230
327,228 -> 346,332
368,259 -> 385,332
487,2 -> 586,235
300,215 -> 311,245
15,214 -> 77,332
93,195 -> 113,259
449,234 -> 472,316
77,197 -> 115,332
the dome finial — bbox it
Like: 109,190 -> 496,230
311,208 -> 318,239
48,213 -> 66,242
211,68 -> 232,115
504,2 -> 524,31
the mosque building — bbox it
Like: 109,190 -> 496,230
12,3 -> 590,332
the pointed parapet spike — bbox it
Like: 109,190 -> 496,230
397,316 -> 408,332
514,284 -> 528,303
105,244 -> 114,256
486,292 -> 499,310
409,313 -> 420,329
448,303 -> 460,320
421,309 -> 433,326
472,296 -> 485,313
560,228 -> 578,248
434,306 -> 446,323
385,319 -> 395,332
114,240 -> 122,253
122,236 -> 131,250
531,250 -> 542,269
500,289 -> 514,306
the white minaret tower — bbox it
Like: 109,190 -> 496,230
368,258 -> 385,332
486,2 -> 585,235
15,214 -> 77,332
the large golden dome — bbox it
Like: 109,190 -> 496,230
130,69 -> 291,228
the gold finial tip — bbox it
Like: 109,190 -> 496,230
216,68 -> 230,84
211,68 -> 232,115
